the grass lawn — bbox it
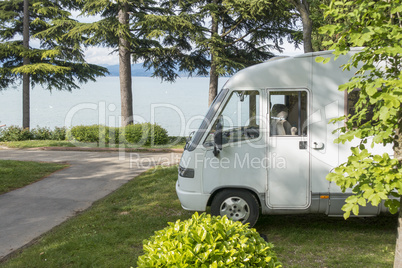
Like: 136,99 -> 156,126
0,160 -> 69,195
0,140 -> 76,149
0,140 -> 185,150
256,214 -> 396,267
0,165 -> 397,267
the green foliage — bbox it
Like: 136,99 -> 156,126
120,124 -> 143,144
68,124 -> 169,146
0,124 -> 170,146
319,0 -> 402,218
308,0 -> 344,52
30,127 -> 53,140
0,0 -> 108,91
139,0 -> 297,81
70,0 -> 164,71
122,123 -> 169,146
0,126 -> 67,141
69,125 -> 103,143
137,212 -> 281,268
0,125 -> 33,141
328,150 -> 402,218
51,126 -> 67,141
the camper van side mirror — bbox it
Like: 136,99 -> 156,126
213,120 -> 223,157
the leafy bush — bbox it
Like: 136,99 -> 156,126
51,126 -> 67,141
31,127 -> 53,140
137,213 -> 282,268
120,124 -> 143,144
121,123 -> 169,146
0,126 -> 67,141
0,126 -> 33,141
68,124 -> 169,146
69,125 -> 104,143
108,126 -> 120,145
0,124 -> 169,146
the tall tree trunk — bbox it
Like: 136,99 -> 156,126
22,0 -> 30,129
208,57 -> 219,106
208,1 -> 219,106
394,116 -> 402,267
118,4 -> 133,127
290,0 -> 314,53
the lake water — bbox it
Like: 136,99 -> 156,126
0,77 -> 229,136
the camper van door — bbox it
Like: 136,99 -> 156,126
267,89 -> 311,209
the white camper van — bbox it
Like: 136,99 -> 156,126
176,49 -> 392,226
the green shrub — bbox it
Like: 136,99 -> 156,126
31,127 -> 53,140
121,124 -> 143,144
0,126 -> 33,141
51,126 -> 67,141
137,213 -> 282,268
69,125 -> 104,143
121,123 -> 169,146
0,124 -> 170,145
0,126 -> 67,141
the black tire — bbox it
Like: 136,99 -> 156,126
210,189 -> 259,227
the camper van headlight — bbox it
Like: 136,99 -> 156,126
179,165 -> 195,178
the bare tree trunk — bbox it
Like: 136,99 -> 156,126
118,4 -> 133,127
208,0 -> 219,106
289,0 -> 314,53
22,0 -> 30,129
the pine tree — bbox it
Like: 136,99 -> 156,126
69,0 -> 165,126
0,0 -> 108,129
140,0 -> 298,105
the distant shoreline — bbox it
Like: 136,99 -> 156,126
103,63 -> 191,77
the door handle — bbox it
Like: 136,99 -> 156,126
299,141 -> 307,149
313,142 -> 325,150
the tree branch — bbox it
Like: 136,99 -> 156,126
221,17 -> 244,38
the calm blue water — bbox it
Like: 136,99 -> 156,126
0,77 -> 229,136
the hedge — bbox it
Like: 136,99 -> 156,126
0,124 -> 171,146
0,126 -> 66,141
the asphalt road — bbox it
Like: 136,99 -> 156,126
0,148 -> 182,260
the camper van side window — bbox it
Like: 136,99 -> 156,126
269,91 -> 307,136
203,90 -> 260,147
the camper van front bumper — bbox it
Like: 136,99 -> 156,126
176,181 -> 209,211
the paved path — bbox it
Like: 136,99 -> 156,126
0,148 -> 181,260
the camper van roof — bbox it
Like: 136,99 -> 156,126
223,48 -> 363,90
267,56 -> 289,62
268,50 -> 339,63
293,47 -> 363,58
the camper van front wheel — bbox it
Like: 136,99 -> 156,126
211,189 -> 259,227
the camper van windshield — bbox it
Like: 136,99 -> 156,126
186,88 -> 229,151
204,90 -> 260,147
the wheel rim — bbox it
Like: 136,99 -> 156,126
219,196 -> 250,223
